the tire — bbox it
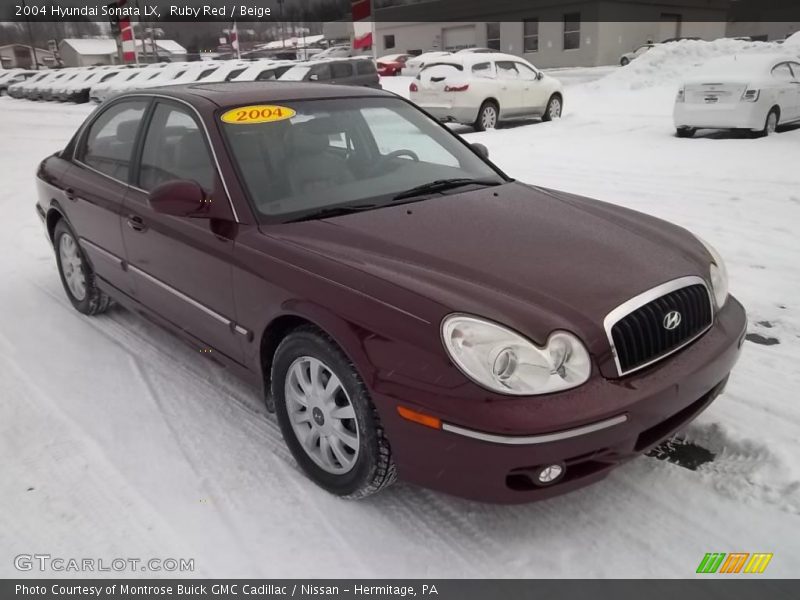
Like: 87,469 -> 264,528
0,88 -> 7,97
272,326 -> 396,499
620,57 -> 630,66
755,108 -> 779,137
53,220 -> 110,316
474,100 -> 499,131
542,94 -> 563,122
676,127 -> 696,138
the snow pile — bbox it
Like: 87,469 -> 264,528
594,38 -> 786,90
784,30 -> 800,47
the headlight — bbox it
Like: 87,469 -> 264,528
695,235 -> 729,309
441,315 -> 591,395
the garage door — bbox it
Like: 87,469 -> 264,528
442,25 -> 476,51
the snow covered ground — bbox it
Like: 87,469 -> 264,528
2,43 -> 800,578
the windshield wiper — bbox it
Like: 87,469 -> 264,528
392,178 -> 502,202
288,203 -> 379,223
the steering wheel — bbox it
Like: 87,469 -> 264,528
383,149 -> 420,162
369,149 -> 419,176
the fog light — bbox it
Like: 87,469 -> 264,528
536,463 -> 565,485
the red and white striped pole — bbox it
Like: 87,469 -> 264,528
116,0 -> 138,64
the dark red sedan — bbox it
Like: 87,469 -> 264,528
376,53 -> 412,76
35,82 -> 746,503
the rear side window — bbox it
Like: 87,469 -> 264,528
196,68 -> 218,80
356,60 -> 376,75
771,63 -> 793,81
310,64 -> 331,81
138,102 -> 215,191
225,68 -> 246,81
471,62 -> 493,78
331,62 -> 354,79
79,99 -> 148,181
495,61 -> 520,80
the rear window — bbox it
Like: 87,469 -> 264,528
471,62 -> 493,78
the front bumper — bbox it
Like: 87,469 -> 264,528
377,296 -> 747,503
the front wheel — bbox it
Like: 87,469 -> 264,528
53,220 -> 110,316
272,327 -> 396,499
620,57 -> 630,66
474,100 -> 499,131
542,94 -> 562,121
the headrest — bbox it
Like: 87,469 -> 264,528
289,128 -> 329,155
116,120 -> 139,143
173,130 -> 208,169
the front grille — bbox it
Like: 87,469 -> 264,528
610,283 -> 712,375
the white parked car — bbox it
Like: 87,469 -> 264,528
90,68 -> 150,102
409,52 -> 564,130
674,53 -> 800,137
401,52 -> 452,77
191,60 -> 251,83
620,43 -> 657,66
231,60 -> 297,83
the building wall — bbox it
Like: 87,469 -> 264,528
59,45 -> 117,67
375,1 -> 728,69
725,21 -> 800,41
0,45 -> 54,68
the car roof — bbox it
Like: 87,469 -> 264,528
119,81 -> 393,107
423,52 -> 530,66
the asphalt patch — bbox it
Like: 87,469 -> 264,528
745,333 -> 780,346
647,436 -> 716,471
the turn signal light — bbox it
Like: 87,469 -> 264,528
397,406 -> 441,429
409,81 -> 418,92
444,84 -> 470,92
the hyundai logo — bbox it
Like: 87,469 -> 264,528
663,311 -> 682,330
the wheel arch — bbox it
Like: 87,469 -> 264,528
258,304 -> 376,399
45,203 -> 68,242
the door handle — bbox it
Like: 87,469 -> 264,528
126,214 -> 147,232
65,187 -> 76,201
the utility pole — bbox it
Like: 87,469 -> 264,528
21,0 -> 39,69
278,0 -> 285,48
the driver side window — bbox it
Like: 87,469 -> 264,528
137,102 -> 216,192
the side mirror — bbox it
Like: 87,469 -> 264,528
471,143 -> 489,159
148,179 -> 209,217
536,71 -> 544,81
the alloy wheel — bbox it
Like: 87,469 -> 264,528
481,105 -> 498,129
284,356 -> 360,474
549,98 -> 562,119
59,233 -> 87,301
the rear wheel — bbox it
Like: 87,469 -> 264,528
272,326 -> 396,499
474,100 -> 499,131
542,94 -> 562,121
755,108 -> 779,137
620,57 -> 630,66
53,220 -> 110,316
676,127 -> 696,138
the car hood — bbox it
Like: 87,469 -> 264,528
266,183 -> 710,357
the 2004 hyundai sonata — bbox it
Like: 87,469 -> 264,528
36,82 -> 747,503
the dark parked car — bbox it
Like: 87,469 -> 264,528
279,58 -> 380,88
36,83 -> 746,503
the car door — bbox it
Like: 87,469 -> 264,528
308,63 -> 332,83
770,62 -> 796,121
329,61 -> 354,85
514,61 -> 548,114
493,61 -> 525,116
122,99 -> 245,363
60,98 -> 149,296
788,62 -> 800,121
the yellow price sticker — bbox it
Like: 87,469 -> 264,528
220,104 -> 296,124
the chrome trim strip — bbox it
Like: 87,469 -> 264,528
127,264 -> 231,327
79,238 -> 124,267
603,275 -> 714,377
442,414 -> 628,445
233,324 -> 250,337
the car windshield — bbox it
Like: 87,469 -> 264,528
280,65 -> 311,81
221,97 -> 505,222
